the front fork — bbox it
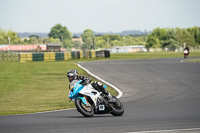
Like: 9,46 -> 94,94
72,96 -> 91,107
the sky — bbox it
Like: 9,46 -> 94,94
0,0 -> 200,33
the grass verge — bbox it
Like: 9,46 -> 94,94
0,61 -> 117,115
184,59 -> 200,62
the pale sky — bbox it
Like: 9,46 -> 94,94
0,0 -> 200,33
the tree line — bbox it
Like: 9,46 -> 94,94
146,27 -> 200,50
0,24 -> 200,51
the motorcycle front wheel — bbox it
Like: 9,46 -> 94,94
75,98 -> 94,117
110,97 -> 124,116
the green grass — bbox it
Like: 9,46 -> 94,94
184,59 -> 200,62
0,61 -> 117,115
1,50 -> 200,115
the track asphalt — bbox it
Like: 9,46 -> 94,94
0,58 -> 200,133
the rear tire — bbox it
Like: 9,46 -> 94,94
184,54 -> 188,58
110,97 -> 124,116
75,98 -> 94,117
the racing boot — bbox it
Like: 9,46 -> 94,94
103,89 -> 115,103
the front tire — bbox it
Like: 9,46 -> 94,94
75,98 -> 94,117
110,97 -> 124,116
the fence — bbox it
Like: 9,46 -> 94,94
0,50 -> 109,62
95,50 -> 110,58
0,51 -> 20,62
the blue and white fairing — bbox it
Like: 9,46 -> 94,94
68,80 -> 84,99
68,80 -> 101,106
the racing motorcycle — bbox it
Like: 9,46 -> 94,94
68,80 -> 124,117
184,49 -> 189,58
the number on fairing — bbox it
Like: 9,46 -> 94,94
99,104 -> 105,111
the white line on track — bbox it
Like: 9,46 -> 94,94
77,63 -> 123,99
1,108 -> 76,116
125,128 -> 200,133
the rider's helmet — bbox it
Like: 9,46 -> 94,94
67,69 -> 78,82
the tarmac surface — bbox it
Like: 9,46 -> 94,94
0,58 -> 200,133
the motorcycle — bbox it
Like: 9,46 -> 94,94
184,49 -> 189,58
68,80 -> 124,117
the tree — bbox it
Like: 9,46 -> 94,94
63,39 -> 73,49
187,27 -> 200,46
162,28 -> 180,50
102,34 -> 121,42
176,28 -> 196,47
146,28 -> 163,49
49,37 -> 61,43
81,29 -> 95,50
146,28 -> 167,49
48,24 -> 71,42
0,29 -> 21,44
95,36 -> 106,48
166,38 -> 180,51
111,40 -> 122,46
30,37 -> 38,44
72,40 -> 82,49
0,29 -> 7,44
29,35 -> 40,38
146,36 -> 161,49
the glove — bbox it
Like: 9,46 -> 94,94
79,75 -> 87,80
82,78 -> 92,85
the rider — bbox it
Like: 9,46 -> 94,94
67,69 -> 112,98
184,46 -> 190,54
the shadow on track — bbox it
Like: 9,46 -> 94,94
51,115 -> 119,119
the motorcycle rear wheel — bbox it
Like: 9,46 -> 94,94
184,55 -> 187,58
75,98 -> 94,117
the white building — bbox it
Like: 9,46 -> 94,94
106,45 -> 147,53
